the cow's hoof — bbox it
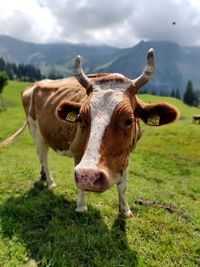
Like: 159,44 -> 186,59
48,181 -> 56,190
75,206 -> 88,213
122,210 -> 133,218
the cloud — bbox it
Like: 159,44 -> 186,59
129,0 -> 200,46
0,0 -> 200,47
0,0 -> 62,43
43,0 -> 200,47
42,0 -> 137,46
0,10 -> 34,41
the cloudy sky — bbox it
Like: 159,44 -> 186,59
0,0 -> 200,48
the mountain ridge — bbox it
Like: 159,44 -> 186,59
0,35 -> 200,95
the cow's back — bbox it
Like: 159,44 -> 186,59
22,77 -> 86,153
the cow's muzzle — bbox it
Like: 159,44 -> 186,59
75,168 -> 109,192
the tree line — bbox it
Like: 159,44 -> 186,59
169,81 -> 199,107
141,80 -> 199,108
170,80 -> 199,107
183,80 -> 199,107
0,55 -> 199,109
0,57 -> 42,82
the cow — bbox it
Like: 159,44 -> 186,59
192,115 -> 200,124
0,49 -> 179,217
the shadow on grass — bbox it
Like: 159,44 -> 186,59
0,181 -> 138,267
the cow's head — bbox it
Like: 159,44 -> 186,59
57,49 -> 179,192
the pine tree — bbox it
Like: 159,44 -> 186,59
171,89 -> 175,98
193,90 -> 200,107
183,80 -> 198,106
0,71 -> 8,109
175,88 -> 181,99
0,58 -> 6,71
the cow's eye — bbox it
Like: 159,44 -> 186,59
125,119 -> 133,126
118,114 -> 134,130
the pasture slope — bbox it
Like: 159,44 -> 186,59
0,81 -> 200,267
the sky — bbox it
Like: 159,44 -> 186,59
0,0 -> 200,48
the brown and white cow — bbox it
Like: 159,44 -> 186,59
0,49 -> 179,217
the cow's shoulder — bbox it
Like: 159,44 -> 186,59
22,77 -> 86,119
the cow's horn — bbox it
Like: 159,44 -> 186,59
74,55 -> 92,91
132,48 -> 155,92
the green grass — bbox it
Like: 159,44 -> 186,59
0,81 -> 200,267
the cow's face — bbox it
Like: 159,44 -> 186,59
57,50 -> 179,192
75,79 -> 142,192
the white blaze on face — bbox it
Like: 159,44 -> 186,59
75,81 -> 131,171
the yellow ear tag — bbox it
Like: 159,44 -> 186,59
66,112 -> 77,122
147,115 -> 160,126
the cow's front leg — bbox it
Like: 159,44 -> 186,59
75,189 -> 88,213
117,171 -> 133,218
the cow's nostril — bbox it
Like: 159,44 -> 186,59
93,172 -> 106,187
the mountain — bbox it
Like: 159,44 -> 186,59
0,35 -> 119,77
0,35 -> 200,95
98,40 -> 200,95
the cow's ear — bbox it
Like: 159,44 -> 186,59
135,99 -> 180,126
56,101 -> 81,123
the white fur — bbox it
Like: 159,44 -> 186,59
93,80 -> 131,91
76,189 -> 87,212
24,84 -> 37,114
75,82 -> 131,172
22,86 -> 34,97
117,169 -> 133,217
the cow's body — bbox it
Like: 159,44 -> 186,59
1,50 -> 179,217
22,77 -> 85,153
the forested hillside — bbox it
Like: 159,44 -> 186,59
0,35 -> 200,95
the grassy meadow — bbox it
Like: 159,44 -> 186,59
0,81 -> 200,267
